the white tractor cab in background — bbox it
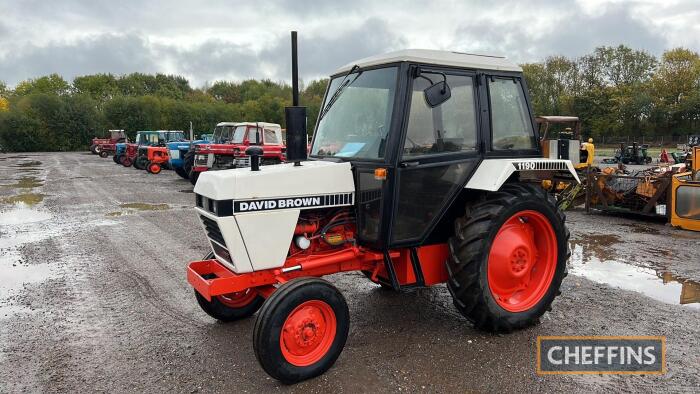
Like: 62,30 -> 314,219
189,39 -> 579,384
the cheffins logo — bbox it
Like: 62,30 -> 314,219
537,336 -> 665,375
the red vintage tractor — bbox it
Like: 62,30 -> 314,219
91,129 -> 127,157
187,38 -> 577,384
189,122 -> 286,185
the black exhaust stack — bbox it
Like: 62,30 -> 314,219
284,31 -> 308,166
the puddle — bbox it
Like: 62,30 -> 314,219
106,211 -> 123,217
0,262 -> 54,299
14,160 -> 42,168
1,193 -> 46,205
0,205 -> 52,225
1,176 -> 44,189
570,244 -> 700,309
0,204 -> 58,302
119,203 -> 170,211
569,234 -> 621,262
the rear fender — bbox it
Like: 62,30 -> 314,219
465,159 -> 580,191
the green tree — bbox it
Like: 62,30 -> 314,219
14,74 -> 71,96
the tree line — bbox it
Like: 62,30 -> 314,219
0,73 -> 327,152
1,44 -> 699,152
523,45 -> 700,142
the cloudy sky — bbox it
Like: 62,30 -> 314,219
1,0 -> 699,87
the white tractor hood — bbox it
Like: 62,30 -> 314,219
193,160 -> 355,201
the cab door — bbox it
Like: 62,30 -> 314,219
389,68 -> 482,247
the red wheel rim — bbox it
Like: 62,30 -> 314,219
149,164 -> 160,173
280,300 -> 337,367
487,210 -> 558,312
216,289 -> 257,308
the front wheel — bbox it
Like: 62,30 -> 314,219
253,277 -> 349,384
195,288 -> 264,322
99,150 -> 109,158
147,162 -> 162,174
447,184 -> 569,332
120,156 -> 133,167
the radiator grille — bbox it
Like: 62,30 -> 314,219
200,215 -> 226,247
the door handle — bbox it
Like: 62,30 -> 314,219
400,161 -> 420,168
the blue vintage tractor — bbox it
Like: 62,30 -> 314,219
167,134 -> 213,179
113,142 -> 128,164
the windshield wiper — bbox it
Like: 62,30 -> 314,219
319,65 -> 362,121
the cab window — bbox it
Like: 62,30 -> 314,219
403,73 -> 478,157
264,129 -> 279,144
488,78 -> 536,150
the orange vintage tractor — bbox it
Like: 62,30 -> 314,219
145,146 -> 169,174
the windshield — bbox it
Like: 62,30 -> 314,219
311,67 -> 398,160
212,126 -> 224,143
166,132 -> 185,141
232,126 -> 247,144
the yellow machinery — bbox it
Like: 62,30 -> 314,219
670,146 -> 700,231
537,116 -> 593,209
536,116 -> 595,169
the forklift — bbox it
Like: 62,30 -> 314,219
186,34 -> 579,383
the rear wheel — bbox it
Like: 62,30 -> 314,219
183,149 -> 195,174
189,170 -> 199,186
447,184 -> 569,332
134,156 -> 147,170
90,144 -> 98,154
174,166 -> 189,179
253,277 -> 349,384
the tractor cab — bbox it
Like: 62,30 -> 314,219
190,122 -> 285,185
189,48 -> 579,383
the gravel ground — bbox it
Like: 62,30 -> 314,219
1,152 -> 699,393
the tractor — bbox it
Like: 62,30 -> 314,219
168,134 -> 214,179
90,129 -> 126,155
119,131 -> 181,167
188,122 -> 286,185
187,38 -> 577,384
604,141 -> 652,165
113,141 -> 128,164
144,146 -> 170,174
132,130 -> 186,169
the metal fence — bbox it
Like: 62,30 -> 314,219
592,134 -> 696,147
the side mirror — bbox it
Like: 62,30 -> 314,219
424,81 -> 451,108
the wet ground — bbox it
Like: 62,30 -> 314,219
1,152 -> 699,393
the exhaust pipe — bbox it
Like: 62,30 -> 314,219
284,31 -> 308,166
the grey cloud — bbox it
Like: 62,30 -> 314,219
453,3 -> 667,62
260,18 -> 407,81
0,33 -> 157,85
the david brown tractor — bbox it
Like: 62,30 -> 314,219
91,129 -> 127,157
187,43 -> 578,383
189,122 -> 286,185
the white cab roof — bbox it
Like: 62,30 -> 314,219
334,49 -> 522,75
234,122 -> 282,130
